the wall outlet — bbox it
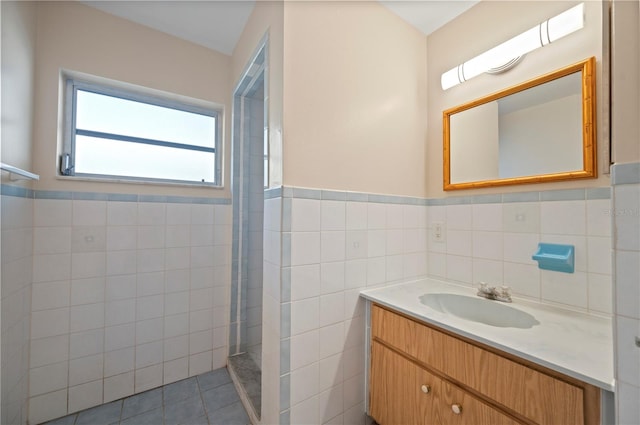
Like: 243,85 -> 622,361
432,222 -> 445,242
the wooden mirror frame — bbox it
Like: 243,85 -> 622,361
443,57 -> 596,191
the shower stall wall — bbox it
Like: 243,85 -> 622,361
229,44 -> 267,421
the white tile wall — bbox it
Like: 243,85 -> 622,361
27,198 -> 232,422
428,198 -> 613,314
287,196 -> 428,424
282,187 -> 614,425
28,389 -> 67,425
13,186 -> 619,425
291,232 -> 321,266
612,179 -> 640,424
29,356 -> 67,396
262,196 -> 282,425
245,121 -> 265,358
346,202 -> 367,231
291,264 -> 321,301
103,371 -> 134,403
1,193 -> 33,425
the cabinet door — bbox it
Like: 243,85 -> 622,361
440,331 -> 585,425
370,342 -> 441,425
440,380 -> 522,425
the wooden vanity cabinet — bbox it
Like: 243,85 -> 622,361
370,341 -> 519,425
439,379 -> 521,425
370,341 -> 442,425
369,304 -> 601,425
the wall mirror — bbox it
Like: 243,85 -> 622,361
443,57 -> 596,191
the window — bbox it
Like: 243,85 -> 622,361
62,76 -> 221,185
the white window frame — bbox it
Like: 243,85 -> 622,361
61,74 -> 223,186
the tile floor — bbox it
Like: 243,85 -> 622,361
43,368 -> 250,425
228,353 -> 261,415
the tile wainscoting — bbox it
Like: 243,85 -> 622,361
1,186 -> 233,424
272,185 -> 612,424
611,162 -> 640,424
1,185 -> 34,425
1,182 -> 618,425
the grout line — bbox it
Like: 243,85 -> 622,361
195,374 -> 212,425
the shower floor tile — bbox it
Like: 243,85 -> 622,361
227,353 -> 261,416
42,367 -> 250,425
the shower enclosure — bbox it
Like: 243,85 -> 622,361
229,41 -> 267,421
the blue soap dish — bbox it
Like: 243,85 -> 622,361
532,243 -> 575,273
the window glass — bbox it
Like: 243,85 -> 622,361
75,135 -> 215,182
64,78 -> 220,185
75,90 -> 216,149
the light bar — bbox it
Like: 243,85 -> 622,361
441,3 -> 585,90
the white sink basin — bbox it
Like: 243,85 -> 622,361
419,293 -> 540,329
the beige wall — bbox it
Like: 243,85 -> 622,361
32,1 -> 232,197
1,1 -> 37,184
427,0 -> 609,198
282,1 -> 428,198
611,0 -> 640,164
232,1 -> 285,189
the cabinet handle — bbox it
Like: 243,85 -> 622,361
451,404 -> 462,415
420,384 -> 431,394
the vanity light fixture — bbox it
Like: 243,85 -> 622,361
441,3 -> 585,90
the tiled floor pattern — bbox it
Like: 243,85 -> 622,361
43,368 -> 250,425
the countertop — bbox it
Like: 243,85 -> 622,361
360,278 -> 615,391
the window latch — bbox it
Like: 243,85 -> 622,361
60,153 -> 74,176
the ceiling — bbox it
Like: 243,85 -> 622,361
380,1 -> 479,36
81,1 -> 257,55
82,0 -> 480,56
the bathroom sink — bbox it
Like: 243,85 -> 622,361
419,293 -> 540,329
